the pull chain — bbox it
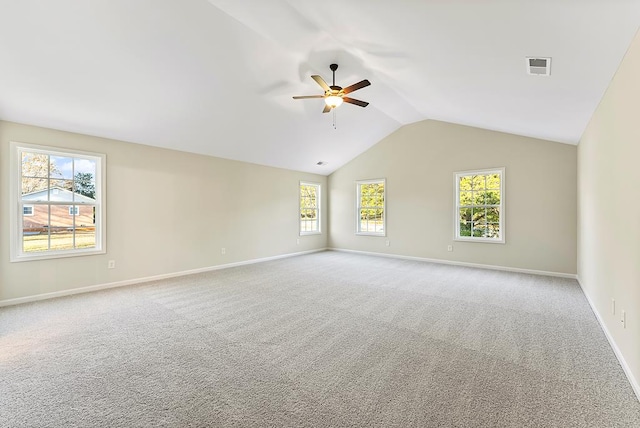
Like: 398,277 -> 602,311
332,109 -> 337,129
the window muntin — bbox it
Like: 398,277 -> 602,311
300,182 -> 321,235
455,168 -> 504,243
356,179 -> 385,235
11,142 -> 105,261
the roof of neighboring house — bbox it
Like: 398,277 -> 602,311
22,187 -> 96,204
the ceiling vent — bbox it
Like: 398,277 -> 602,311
526,57 -> 551,76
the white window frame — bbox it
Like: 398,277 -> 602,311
69,206 -> 79,216
356,178 -> 386,236
10,142 -> 106,262
23,205 -> 34,216
454,167 -> 505,243
299,181 -> 321,235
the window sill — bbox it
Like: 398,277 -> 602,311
300,231 -> 322,236
356,232 -> 386,237
454,237 -> 505,244
11,248 -> 106,263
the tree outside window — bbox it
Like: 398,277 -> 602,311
357,179 -> 385,235
11,142 -> 105,261
300,182 -> 320,234
455,168 -> 504,243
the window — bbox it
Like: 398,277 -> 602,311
455,168 -> 504,243
300,182 -> 320,234
11,142 -> 105,261
356,179 -> 385,235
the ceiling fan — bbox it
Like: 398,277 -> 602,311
293,64 -> 370,113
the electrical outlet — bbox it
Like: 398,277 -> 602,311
108,260 -> 115,269
385,240 -> 390,247
296,238 -> 300,245
612,298 -> 615,315
621,310 -> 626,329
447,245 -> 453,252
221,248 -> 226,255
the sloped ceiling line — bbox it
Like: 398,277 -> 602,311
0,0 -> 639,174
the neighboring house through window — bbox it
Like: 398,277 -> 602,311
11,142 -> 105,261
356,179 -> 385,235
455,168 -> 504,243
300,182 -> 320,234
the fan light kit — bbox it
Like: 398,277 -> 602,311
325,95 -> 343,108
293,64 -> 370,114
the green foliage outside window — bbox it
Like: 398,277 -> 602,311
458,173 -> 501,239
74,172 -> 96,198
300,184 -> 319,232
358,182 -> 384,233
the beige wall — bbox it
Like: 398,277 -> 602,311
578,30 -> 640,393
328,120 -> 577,275
0,121 -> 327,301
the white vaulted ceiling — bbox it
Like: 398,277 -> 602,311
0,1 -> 639,174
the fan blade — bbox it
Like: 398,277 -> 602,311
293,95 -> 325,99
343,97 -> 369,107
343,79 -> 371,94
312,75 -> 331,92
322,104 -> 332,113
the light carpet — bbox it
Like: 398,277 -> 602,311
1,251 -> 639,427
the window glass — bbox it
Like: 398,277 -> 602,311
455,169 -> 504,242
357,179 -> 385,235
300,182 -> 320,234
12,143 -> 105,261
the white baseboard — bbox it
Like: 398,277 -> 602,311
0,248 -> 328,308
328,248 -> 577,279
576,275 -> 640,403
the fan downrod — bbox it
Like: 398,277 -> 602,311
329,64 -> 339,88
